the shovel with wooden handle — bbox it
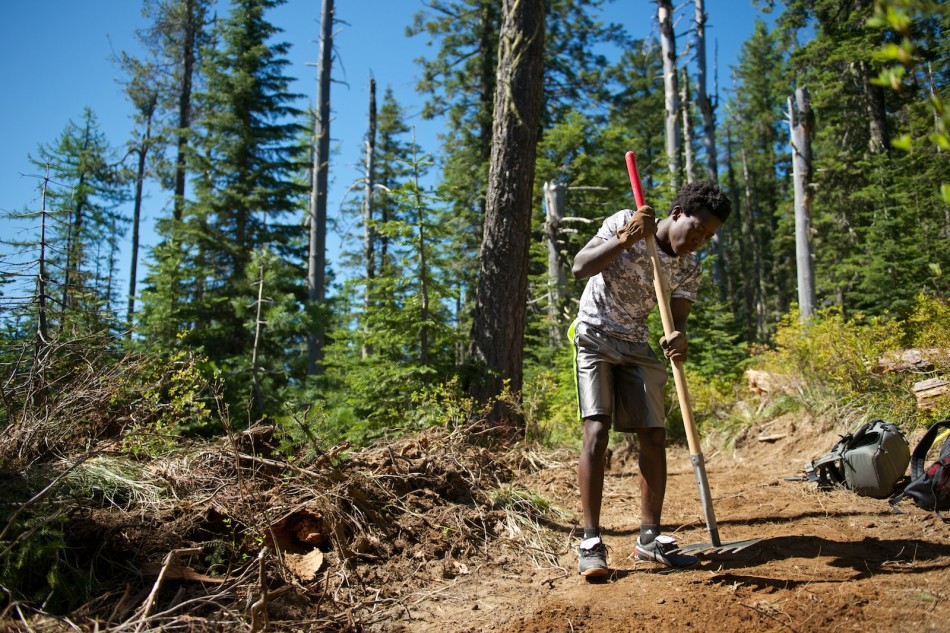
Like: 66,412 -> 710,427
624,151 -> 759,555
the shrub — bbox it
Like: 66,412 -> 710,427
753,295 -> 950,428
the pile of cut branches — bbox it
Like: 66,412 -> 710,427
1,412 -> 566,632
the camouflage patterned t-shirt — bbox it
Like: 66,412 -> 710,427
576,209 -> 702,343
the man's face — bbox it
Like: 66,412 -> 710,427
668,206 -> 722,256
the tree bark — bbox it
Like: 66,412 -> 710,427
543,181 -> 566,348
362,77 -> 377,360
307,0 -> 333,376
468,0 -> 545,431
859,60 -> 889,153
173,0 -> 198,222
694,0 -> 717,183
658,0 -> 680,191
681,67 -> 695,184
739,142 -> 769,341
127,93 -> 157,334
789,86 -> 816,320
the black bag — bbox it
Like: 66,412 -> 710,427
805,419 -> 910,499
889,419 -> 950,518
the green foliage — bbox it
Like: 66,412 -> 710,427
0,509 -> 92,614
522,354 -> 581,447
8,108 -> 130,334
768,308 -> 903,399
409,377 -> 477,431
905,293 -> 950,350
137,0 -> 308,422
123,348 -> 215,449
720,18 -> 794,341
754,295 -> 950,426
324,140 -> 463,439
869,0 -> 950,188
771,0 -> 950,323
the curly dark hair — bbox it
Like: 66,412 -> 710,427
671,181 -> 731,223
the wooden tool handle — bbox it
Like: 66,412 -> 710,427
624,152 -> 702,456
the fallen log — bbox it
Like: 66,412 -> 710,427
875,348 -> 949,374
745,369 -> 798,396
913,377 -> 949,410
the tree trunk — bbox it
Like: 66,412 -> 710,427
173,0 -> 198,222
251,253 -> 266,414
789,87 -> 816,320
739,143 -> 769,341
307,0 -> 333,376
658,0 -> 680,191
724,132 -> 748,333
127,94 -> 157,334
694,0 -> 717,183
468,0 -> 545,431
543,181 -> 566,348
859,60 -> 889,153
37,165 -> 51,346
412,148 -> 431,366
361,77 -> 377,360
681,67 -> 695,184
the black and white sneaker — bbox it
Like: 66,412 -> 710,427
578,537 -> 609,577
634,535 -> 698,568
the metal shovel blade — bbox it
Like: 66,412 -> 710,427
678,452 -> 762,556
675,537 -> 762,555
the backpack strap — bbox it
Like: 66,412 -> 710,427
909,420 -> 950,480
806,436 -> 851,488
890,419 -> 950,510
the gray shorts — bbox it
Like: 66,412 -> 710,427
571,320 -> 667,432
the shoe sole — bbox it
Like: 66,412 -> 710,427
634,550 -> 698,569
580,565 -> 609,577
635,548 -> 699,569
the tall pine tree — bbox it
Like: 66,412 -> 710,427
140,0 -> 307,417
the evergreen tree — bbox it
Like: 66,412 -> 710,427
721,19 -> 793,341
140,0 -> 307,417
778,0 -> 948,317
467,0 -> 546,428
115,57 -> 160,332
29,109 -> 129,333
135,0 -> 214,221
128,0 -> 214,342
325,144 -> 460,437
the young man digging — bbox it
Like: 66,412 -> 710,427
570,181 -> 731,577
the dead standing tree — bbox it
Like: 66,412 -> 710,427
543,182 -> 566,349
694,0 -> 717,183
692,0 -> 726,294
307,0 -> 334,376
788,86 -> 816,320
362,77 -> 377,360
468,0 -> 545,431
658,0 -> 681,192
681,67 -> 696,184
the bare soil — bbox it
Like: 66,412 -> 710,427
384,416 -> 950,633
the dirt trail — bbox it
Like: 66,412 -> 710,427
389,416 -> 950,633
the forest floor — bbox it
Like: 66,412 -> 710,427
4,410 -> 950,632
370,414 -> 950,633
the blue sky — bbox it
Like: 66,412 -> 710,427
0,0 -> 773,294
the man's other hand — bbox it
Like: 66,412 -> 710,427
659,330 -> 687,362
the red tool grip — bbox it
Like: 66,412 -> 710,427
624,151 -> 645,208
